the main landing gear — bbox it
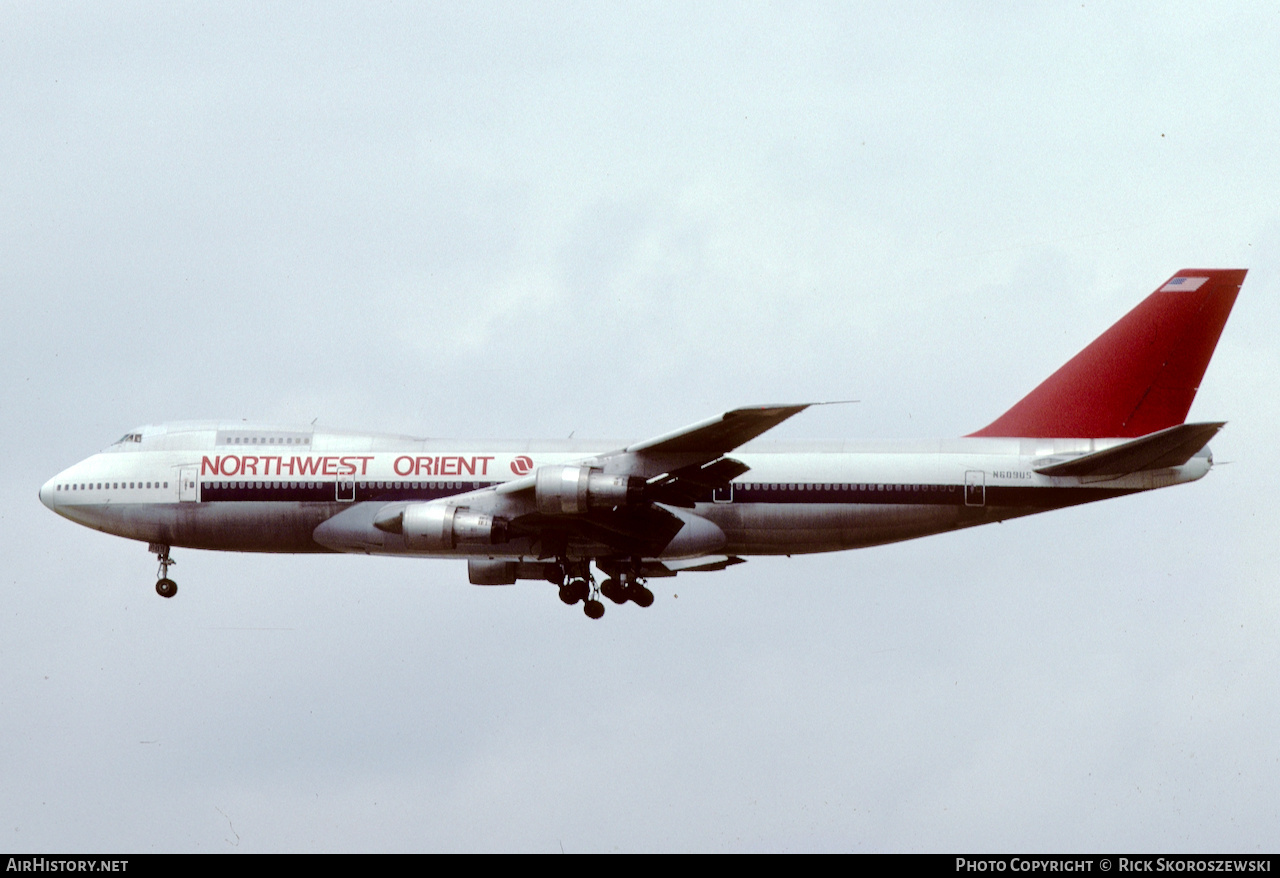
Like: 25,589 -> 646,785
150,543 -> 177,599
556,560 -> 654,619
600,575 -> 654,608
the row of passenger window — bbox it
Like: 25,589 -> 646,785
57,481 -> 167,491
739,483 -> 957,492
208,481 -> 325,490
221,435 -> 311,446
359,481 -> 480,490
205,480 -> 483,490
200,480 -> 954,493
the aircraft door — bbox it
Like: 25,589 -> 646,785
336,475 -> 355,502
964,470 -> 985,506
179,466 -> 199,502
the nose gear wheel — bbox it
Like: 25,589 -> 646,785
149,543 -> 177,599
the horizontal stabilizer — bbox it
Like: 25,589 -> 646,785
1034,422 -> 1224,477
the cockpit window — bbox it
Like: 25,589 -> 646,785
114,433 -> 143,445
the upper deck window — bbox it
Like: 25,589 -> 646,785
217,431 -> 312,447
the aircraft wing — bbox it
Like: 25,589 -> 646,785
494,405 -> 813,555
605,404 -> 812,504
496,404 -> 812,498
623,404 -> 811,457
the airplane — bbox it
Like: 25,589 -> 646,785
40,268 -> 1245,619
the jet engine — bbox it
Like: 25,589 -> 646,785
467,559 -> 561,586
534,465 -> 644,515
376,503 -> 509,551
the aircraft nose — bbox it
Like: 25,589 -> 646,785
39,476 -> 57,511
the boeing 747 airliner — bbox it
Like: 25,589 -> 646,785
41,269 -> 1245,618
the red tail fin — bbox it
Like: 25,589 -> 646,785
968,269 -> 1246,438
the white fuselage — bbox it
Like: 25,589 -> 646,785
40,421 -> 1211,563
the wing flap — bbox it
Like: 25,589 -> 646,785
643,457 -> 750,507
510,504 -> 688,556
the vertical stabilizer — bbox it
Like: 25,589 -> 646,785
968,269 -> 1245,438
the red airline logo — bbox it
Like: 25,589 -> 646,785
511,455 -> 533,475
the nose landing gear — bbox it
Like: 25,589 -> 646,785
150,543 -> 177,599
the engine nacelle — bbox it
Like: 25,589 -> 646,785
467,559 -> 517,585
467,559 -> 561,586
390,503 -> 508,551
534,465 -> 644,515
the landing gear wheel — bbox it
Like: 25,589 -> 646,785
559,577 -> 590,605
150,543 -> 178,599
630,585 -> 655,608
600,577 -> 627,604
583,599 -> 605,619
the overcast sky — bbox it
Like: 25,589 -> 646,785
4,2 -> 1280,852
